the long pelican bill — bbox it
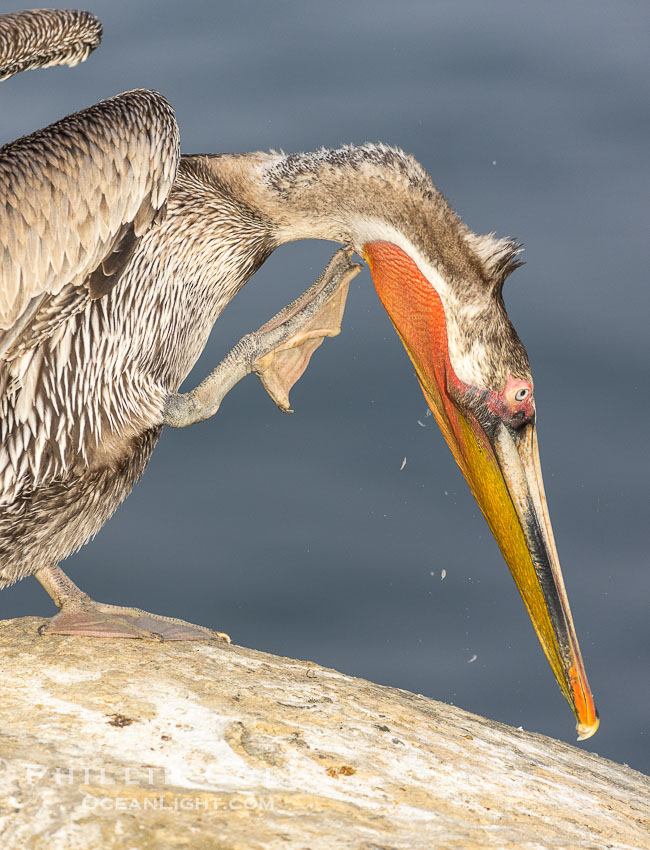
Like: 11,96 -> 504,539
364,240 -> 599,740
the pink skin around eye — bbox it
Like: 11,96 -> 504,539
486,374 -> 535,421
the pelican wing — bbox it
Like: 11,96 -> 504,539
0,89 -> 180,353
0,8 -> 102,82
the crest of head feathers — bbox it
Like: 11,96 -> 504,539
463,230 -> 524,291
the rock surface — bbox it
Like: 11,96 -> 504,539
0,617 -> 647,849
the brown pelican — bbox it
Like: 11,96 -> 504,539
0,9 -> 598,740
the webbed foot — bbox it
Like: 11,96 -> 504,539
37,601 -> 230,641
34,563 -> 229,642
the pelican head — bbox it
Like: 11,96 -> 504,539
364,237 -> 598,740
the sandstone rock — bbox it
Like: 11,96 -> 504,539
0,617 -> 647,849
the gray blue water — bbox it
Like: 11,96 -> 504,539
1,0 -> 648,775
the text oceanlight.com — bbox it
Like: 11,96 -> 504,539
82,795 -> 274,812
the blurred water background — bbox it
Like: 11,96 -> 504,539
1,0 -> 648,774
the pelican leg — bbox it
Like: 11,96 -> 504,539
162,247 -> 361,427
34,563 -> 230,641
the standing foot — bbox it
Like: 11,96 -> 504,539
37,601 -> 231,641
34,564 -> 230,642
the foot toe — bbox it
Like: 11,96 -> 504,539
38,605 -> 230,642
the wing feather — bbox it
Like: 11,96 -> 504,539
0,9 -> 102,82
0,89 -> 181,335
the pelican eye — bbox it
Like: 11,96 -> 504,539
514,388 -> 530,402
